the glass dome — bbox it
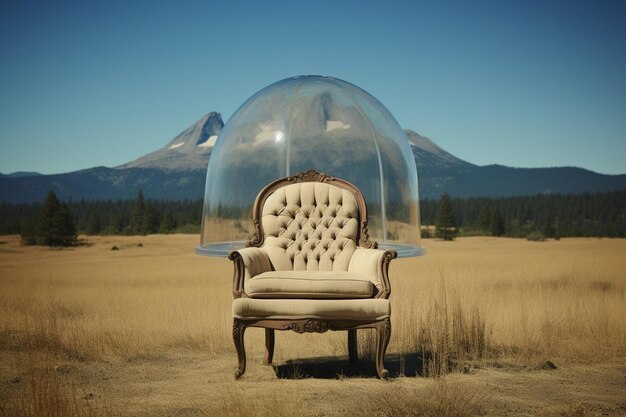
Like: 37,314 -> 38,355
196,75 -> 424,258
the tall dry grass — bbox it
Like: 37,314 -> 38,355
350,380 -> 484,417
1,236 -> 625,367
0,235 -> 233,361
390,237 -> 626,372
0,353 -> 119,417
1,235 -> 625,416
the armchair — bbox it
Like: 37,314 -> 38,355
229,170 -> 396,379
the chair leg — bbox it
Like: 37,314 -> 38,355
348,329 -> 359,364
264,328 -> 275,365
375,318 -> 391,379
233,319 -> 247,379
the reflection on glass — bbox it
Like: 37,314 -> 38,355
197,75 -> 423,258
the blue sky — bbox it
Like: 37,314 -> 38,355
1,0 -> 625,175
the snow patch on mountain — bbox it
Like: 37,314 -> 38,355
326,120 -> 350,132
198,135 -> 218,148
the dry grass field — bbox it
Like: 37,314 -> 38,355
0,234 -> 625,416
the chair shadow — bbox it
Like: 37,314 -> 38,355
273,352 -> 431,379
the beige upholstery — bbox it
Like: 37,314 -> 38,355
234,183 -> 391,296
238,248 -> 392,297
246,271 -> 375,299
348,248 -> 390,293
235,247 -> 272,284
229,171 -> 396,380
233,298 -> 390,320
262,182 -> 359,272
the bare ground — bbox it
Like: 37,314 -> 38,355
2,350 -> 625,416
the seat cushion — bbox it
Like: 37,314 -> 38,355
233,298 -> 390,320
246,271 -> 374,299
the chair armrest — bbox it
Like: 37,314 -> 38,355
348,248 -> 397,299
228,247 -> 272,298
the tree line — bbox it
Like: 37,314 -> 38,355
0,190 -> 203,243
0,189 -> 624,246
423,190 -> 626,239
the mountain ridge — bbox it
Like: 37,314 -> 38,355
117,112 -> 223,172
0,171 -> 43,178
404,129 -> 474,169
1,112 -> 625,203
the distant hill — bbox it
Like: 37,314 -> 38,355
1,112 -> 625,203
418,164 -> 626,198
0,171 -> 43,178
0,167 -> 204,203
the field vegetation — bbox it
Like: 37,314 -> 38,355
0,235 -> 625,416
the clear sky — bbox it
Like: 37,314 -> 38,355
1,0 -> 625,175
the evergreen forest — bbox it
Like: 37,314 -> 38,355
1,191 -> 203,238
0,190 -> 625,239
420,190 -> 626,238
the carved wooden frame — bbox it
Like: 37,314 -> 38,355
229,170 -> 397,379
233,317 -> 391,379
247,169 -> 377,249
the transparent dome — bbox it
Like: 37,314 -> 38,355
196,75 -> 423,258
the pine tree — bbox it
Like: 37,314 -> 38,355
435,192 -> 457,241
542,214 -> 556,238
30,191 -> 77,247
141,204 -> 158,234
159,211 -> 176,234
107,214 -> 124,235
20,218 -> 37,245
86,211 -> 101,235
55,203 -> 77,246
478,205 -> 492,232
490,209 -> 505,237
130,190 -> 146,235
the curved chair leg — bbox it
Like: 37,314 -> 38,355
348,329 -> 359,364
233,319 -> 247,379
375,318 -> 391,379
264,328 -> 275,365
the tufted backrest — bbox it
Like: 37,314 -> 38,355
259,182 -> 360,271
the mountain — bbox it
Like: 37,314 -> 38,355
1,112 -> 625,203
0,112 -> 223,204
0,167 -> 205,203
0,171 -> 43,178
404,130 -> 474,169
118,112 -> 223,171
419,164 -> 626,198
